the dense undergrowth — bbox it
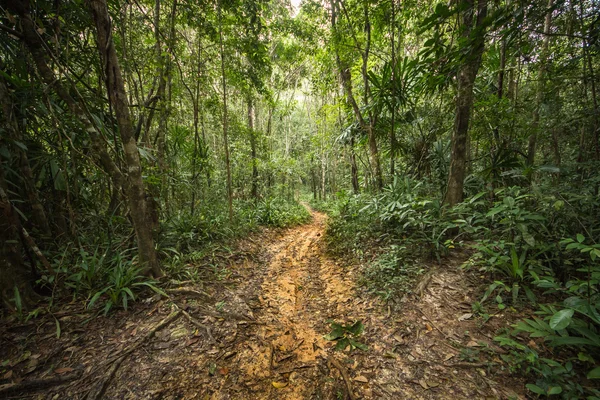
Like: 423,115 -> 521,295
316,173 -> 600,398
14,196 -> 309,319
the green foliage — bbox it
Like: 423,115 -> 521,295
255,197 -> 311,227
324,320 -> 368,351
87,257 -> 164,315
362,245 -> 425,301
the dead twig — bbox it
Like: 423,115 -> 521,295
180,309 -> 215,342
444,361 -> 495,369
275,363 -> 314,375
166,287 -> 210,298
327,356 -> 356,400
416,308 -> 448,339
0,370 -> 82,396
87,310 -> 182,400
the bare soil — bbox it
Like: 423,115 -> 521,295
0,210 -> 527,399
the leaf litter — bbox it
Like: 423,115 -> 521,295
0,210 -> 527,399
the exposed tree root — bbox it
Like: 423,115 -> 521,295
86,310 -> 182,400
0,370 -> 82,397
327,356 -> 356,400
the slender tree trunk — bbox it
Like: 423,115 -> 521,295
390,0 -> 397,179
493,38 -> 506,144
331,0 -> 382,191
526,0 -> 553,166
88,0 -> 161,277
350,138 -> 360,194
218,5 -> 233,221
361,1 -> 382,190
445,0 -> 488,206
248,96 -> 259,201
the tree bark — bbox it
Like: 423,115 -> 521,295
444,0 -> 488,206
248,96 -> 259,201
526,0 -> 553,167
218,4 -> 233,221
331,0 -> 382,191
88,0 -> 161,277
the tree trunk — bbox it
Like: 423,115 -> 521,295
350,138 -> 360,194
361,1 -> 383,190
526,0 -> 553,167
88,0 -> 161,277
331,0 -> 381,191
248,96 -> 258,201
390,0 -> 397,179
218,5 -> 234,221
444,0 -> 488,206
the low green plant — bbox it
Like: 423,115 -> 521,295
324,320 -> 368,351
88,257 -> 165,315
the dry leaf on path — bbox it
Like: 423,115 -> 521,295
54,367 -> 74,375
272,381 -> 288,388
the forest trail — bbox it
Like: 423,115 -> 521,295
0,209 -> 524,399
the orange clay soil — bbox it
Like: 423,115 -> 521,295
0,210 -> 527,399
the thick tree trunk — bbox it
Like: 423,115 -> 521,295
526,0 -> 553,167
444,0 -> 488,206
88,0 -> 161,277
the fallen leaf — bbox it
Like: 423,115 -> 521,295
272,381 -> 288,388
3,370 -> 13,379
354,375 -> 368,383
54,367 -> 74,375
458,313 -> 473,321
425,323 -> 433,331
393,335 -> 404,344
427,380 -> 439,388
218,367 -> 229,375
419,379 -> 429,389
466,341 -> 480,347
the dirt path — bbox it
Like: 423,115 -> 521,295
0,210 -> 526,399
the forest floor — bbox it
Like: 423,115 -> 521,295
0,209 -> 527,399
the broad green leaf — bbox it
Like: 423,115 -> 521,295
587,367 -> 600,379
324,326 -> 345,341
549,309 -> 574,330
547,386 -> 562,395
577,234 -> 585,243
335,338 -> 350,351
526,384 -> 546,395
348,320 -> 364,335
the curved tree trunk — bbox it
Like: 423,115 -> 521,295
88,0 -> 161,277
